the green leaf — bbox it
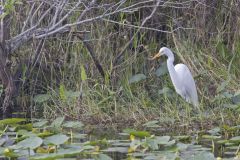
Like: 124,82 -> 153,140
129,74 -> 146,84
0,118 -> 26,125
62,121 -> 84,129
232,92 -> 240,104
192,151 -> 215,160
155,62 -> 168,77
50,117 -> 65,128
95,154 -> 113,160
44,134 -> 69,146
81,65 -> 87,81
230,136 -> 240,143
33,94 -> 51,103
201,135 -> 221,140
207,127 -> 220,135
142,120 -> 159,128
59,84 -> 66,101
146,138 -> 159,150
17,129 -> 36,137
155,136 -> 171,145
33,119 -> 48,128
15,136 -> 42,149
131,131 -> 151,138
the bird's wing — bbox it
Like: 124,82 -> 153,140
174,64 -> 198,106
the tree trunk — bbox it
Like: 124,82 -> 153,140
0,3 -> 15,118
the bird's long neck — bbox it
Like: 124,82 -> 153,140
166,52 -> 180,88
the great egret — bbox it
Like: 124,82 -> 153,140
152,47 -> 198,107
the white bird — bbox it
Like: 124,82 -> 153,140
152,47 -> 199,107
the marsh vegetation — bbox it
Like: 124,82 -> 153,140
0,0 -> 240,159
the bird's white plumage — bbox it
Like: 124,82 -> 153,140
174,64 -> 198,106
156,47 -> 199,107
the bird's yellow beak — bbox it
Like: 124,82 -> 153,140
150,52 -> 161,60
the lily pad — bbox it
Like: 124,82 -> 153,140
14,136 -> 42,149
229,136 -> 240,143
44,134 -> 69,146
0,118 -> 26,125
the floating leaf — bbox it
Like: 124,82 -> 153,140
207,127 -> 220,135
174,135 -> 191,142
146,138 -> 159,150
155,136 -> 171,145
192,151 -> 215,160
15,136 -> 42,149
0,118 -> 26,125
17,130 -> 36,137
130,131 -> 150,138
33,119 -> 48,128
44,134 -> 69,146
33,94 -> 51,103
202,135 -> 221,140
229,136 -> 240,143
95,154 -> 113,160
101,147 -> 128,153
129,74 -> 146,84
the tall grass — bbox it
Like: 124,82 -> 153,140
13,1 -> 240,128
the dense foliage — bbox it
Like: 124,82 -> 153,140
0,0 -> 239,125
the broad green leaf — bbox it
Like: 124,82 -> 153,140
230,136 -> 240,143
192,151 -> 215,160
50,117 -> 65,128
130,131 -> 151,138
0,118 -> 26,125
101,147 -> 128,153
30,148 -> 85,160
95,154 -> 113,160
81,65 -> 87,81
129,74 -> 146,84
17,130 -> 36,137
201,135 -> 221,140
155,136 -> 171,145
146,138 -> 159,150
217,139 -> 228,144
174,135 -> 191,142
33,119 -> 48,128
15,136 -> 42,149
33,94 -> 51,103
44,134 -> 69,146
176,142 -> 189,151
155,62 -> 168,77
207,127 -> 220,135
142,120 -> 159,128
